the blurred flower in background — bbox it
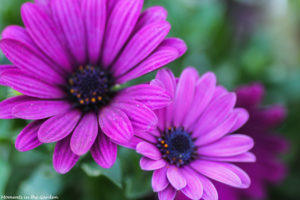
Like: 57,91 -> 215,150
215,83 -> 289,200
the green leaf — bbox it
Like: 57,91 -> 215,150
124,172 -> 152,199
81,159 -> 122,188
18,164 -> 62,196
0,158 -> 10,194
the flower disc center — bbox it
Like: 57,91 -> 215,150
67,65 -> 115,111
157,127 -> 197,167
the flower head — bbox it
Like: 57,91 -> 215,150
0,0 -> 186,174
215,83 -> 289,200
134,68 -> 255,200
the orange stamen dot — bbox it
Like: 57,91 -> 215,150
98,96 -> 103,101
76,94 -> 81,98
160,140 -> 165,144
92,92 -> 97,96
70,89 -> 75,94
166,151 -> 170,154
91,98 -> 96,103
85,98 -> 89,102
79,100 -> 84,104
164,144 -> 168,148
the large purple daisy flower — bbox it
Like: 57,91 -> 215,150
0,0 -> 186,174
215,83 -> 289,200
134,67 -> 255,200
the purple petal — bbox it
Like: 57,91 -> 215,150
112,100 -> 157,132
192,92 -> 236,136
140,157 -> 166,171
0,65 -> 18,85
112,21 -> 170,77
183,72 -> 216,129
229,108 -> 249,132
154,68 -> 177,98
70,112 -> 98,156
0,96 -> 34,119
107,0 -> 119,14
21,3 -> 72,72
13,99 -> 71,120
152,167 -> 168,192
90,132 -> 117,168
15,120 -> 43,152
102,0 -> 143,67
181,168 -> 203,200
191,160 -> 250,188
0,39 -> 65,85
196,173 -> 218,200
135,6 -> 167,31
38,109 -> 81,143
202,152 -> 256,163
117,38 -> 186,84
197,134 -> 254,157
118,84 -> 171,110
51,0 -> 86,64
81,0 -> 106,64
136,142 -> 161,160
53,136 -> 80,174
167,166 -> 187,190
99,106 -> 133,143
1,69 -> 65,99
172,67 -> 198,127
194,110 -> 240,146
134,131 -> 157,144
158,185 -> 176,200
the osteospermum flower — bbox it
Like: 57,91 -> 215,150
134,68 -> 255,200
0,0 -> 186,173
215,83 -> 289,200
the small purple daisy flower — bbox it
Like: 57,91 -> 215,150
134,68 -> 255,200
215,83 -> 289,200
0,0 -> 186,174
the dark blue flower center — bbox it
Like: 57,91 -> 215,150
66,65 -> 115,112
157,127 -> 197,167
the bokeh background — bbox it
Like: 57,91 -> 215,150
1,0 -> 300,199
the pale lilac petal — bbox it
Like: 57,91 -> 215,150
0,39 -> 65,84
181,168 -> 203,200
53,136 -> 80,174
173,67 -> 198,127
112,21 -> 170,77
118,84 -> 171,110
112,100 -> 157,132
191,160 -> 249,188
0,96 -> 34,119
70,112 -> 98,156
38,109 -> 81,143
140,157 -> 166,171
194,110 -> 240,146
202,152 -> 256,163
154,68 -> 177,98
229,108 -> 249,132
152,167 -> 168,192
90,132 -> 117,168
1,70 -> 65,99
222,163 -> 251,188
192,92 -> 236,136
117,38 -> 186,83
21,3 -> 72,72
12,100 -> 71,120
135,6 -> 167,31
183,72 -> 216,129
99,106 -> 133,143
15,120 -> 43,152
196,173 -> 218,200
136,142 -> 161,160
158,185 -> 176,200
197,134 -> 254,157
102,0 -> 143,67
51,0 -> 86,64
167,166 -> 187,190
81,0 -> 106,64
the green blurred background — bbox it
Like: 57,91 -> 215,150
0,0 -> 300,199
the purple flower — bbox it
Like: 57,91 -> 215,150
215,83 -> 289,200
0,0 -> 186,174
134,68 -> 255,200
